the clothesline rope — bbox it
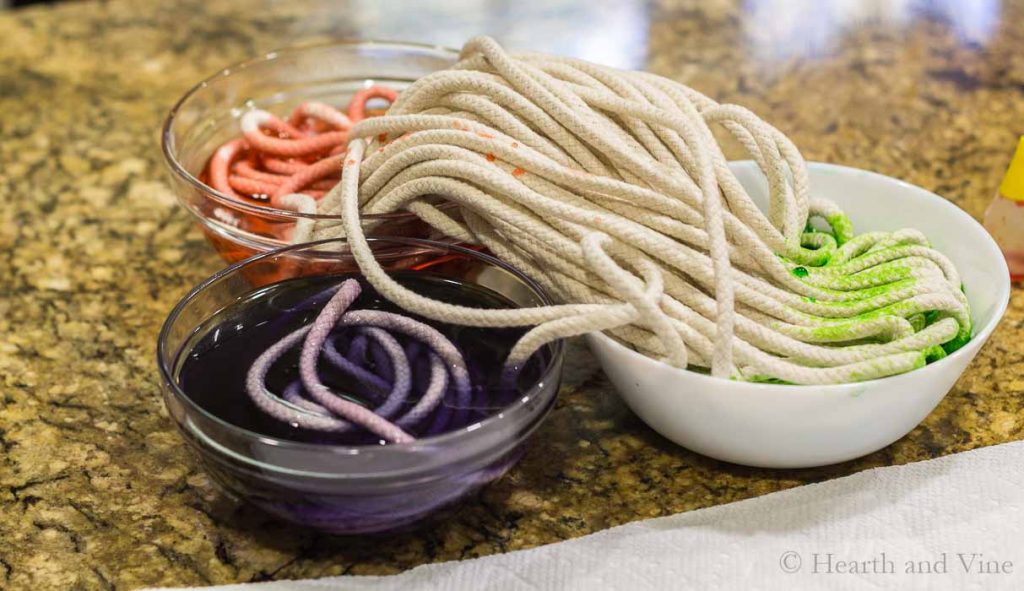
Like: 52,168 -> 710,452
286,36 -> 970,385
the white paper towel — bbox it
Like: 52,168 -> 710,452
155,440 -> 1024,591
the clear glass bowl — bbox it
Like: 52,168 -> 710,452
161,41 -> 460,265
156,237 -> 564,534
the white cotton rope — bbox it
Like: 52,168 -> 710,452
290,36 -> 971,385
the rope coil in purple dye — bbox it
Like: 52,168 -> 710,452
245,279 -> 471,443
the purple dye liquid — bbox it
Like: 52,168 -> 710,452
176,273 -> 550,445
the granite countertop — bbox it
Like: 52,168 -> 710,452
1,0 -> 1023,588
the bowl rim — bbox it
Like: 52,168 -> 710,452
156,235 -> 565,458
589,160 -> 1011,393
159,39 -> 461,222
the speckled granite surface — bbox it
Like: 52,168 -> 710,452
1,0 -> 1023,588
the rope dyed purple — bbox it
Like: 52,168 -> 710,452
244,279 -> 472,443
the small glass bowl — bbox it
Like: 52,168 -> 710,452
160,41 -> 460,265
156,237 -> 564,534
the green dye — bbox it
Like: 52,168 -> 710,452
827,214 -> 855,246
745,211 -> 970,381
942,331 -> 971,355
924,345 -> 947,363
746,375 -> 794,385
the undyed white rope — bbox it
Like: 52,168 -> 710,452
288,36 -> 970,385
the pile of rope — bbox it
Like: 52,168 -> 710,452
288,36 -> 970,385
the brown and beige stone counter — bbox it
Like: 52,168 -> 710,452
1,0 -> 1023,588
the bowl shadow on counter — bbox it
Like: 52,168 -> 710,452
627,396 -> 973,536
635,428 -> 967,541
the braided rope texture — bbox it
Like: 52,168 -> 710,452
294,36 -> 970,385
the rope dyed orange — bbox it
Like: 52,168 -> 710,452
203,86 -> 400,234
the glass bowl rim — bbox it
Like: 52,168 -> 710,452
156,235 -> 565,458
159,39 -> 461,222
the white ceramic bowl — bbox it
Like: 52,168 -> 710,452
587,161 -> 1010,468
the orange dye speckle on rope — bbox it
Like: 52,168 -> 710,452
486,153 -> 497,162
512,168 -> 525,177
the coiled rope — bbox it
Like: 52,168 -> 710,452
246,278 -> 470,442
289,36 -> 970,385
